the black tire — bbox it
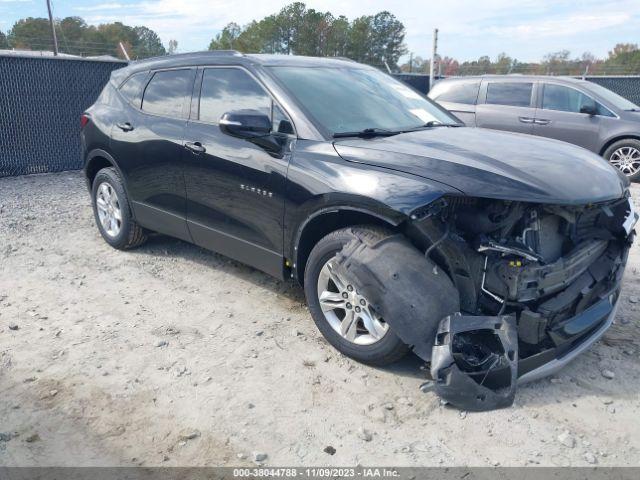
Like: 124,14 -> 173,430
603,138 -> 640,182
304,226 -> 410,366
91,167 -> 147,250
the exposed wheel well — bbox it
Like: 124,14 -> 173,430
294,209 -> 398,285
85,156 -> 114,187
600,135 -> 640,156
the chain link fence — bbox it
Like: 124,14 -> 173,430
584,76 -> 640,106
392,73 -> 432,93
0,53 -> 125,177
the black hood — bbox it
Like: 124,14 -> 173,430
334,127 -> 628,204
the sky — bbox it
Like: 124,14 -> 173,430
1,0 -> 639,62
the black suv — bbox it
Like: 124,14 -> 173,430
82,51 -> 637,410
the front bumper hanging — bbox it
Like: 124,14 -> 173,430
421,313 -> 518,411
423,293 -> 621,411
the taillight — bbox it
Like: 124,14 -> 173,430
80,114 -> 90,129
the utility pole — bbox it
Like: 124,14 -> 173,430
429,28 -> 438,92
46,0 -> 59,56
119,42 -> 131,61
409,52 -> 413,73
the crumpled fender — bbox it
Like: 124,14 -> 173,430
333,229 -> 460,361
422,313 -> 519,411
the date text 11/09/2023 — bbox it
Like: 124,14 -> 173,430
232,468 -> 401,478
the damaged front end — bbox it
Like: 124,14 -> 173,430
336,192 -> 637,411
416,193 -> 636,410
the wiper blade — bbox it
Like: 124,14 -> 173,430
332,122 -> 462,138
625,108 -> 640,112
404,121 -> 462,132
332,128 -> 400,138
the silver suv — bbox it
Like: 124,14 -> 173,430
429,75 -> 640,181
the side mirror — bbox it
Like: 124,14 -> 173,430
580,103 -> 597,116
219,110 -> 271,139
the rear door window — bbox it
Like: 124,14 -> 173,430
486,82 -> 533,107
433,80 -> 480,105
119,72 -> 148,108
142,69 -> 193,118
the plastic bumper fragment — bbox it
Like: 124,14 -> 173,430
422,313 -> 518,411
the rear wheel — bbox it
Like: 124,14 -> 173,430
91,167 -> 147,249
304,226 -> 409,366
603,139 -> 640,181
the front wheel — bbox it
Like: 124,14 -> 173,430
304,226 -> 409,366
603,139 -> 640,181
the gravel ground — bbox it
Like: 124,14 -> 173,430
1,171 -> 639,467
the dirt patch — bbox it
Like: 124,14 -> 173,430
1,171 -> 639,466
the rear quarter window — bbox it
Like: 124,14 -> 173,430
96,83 -> 117,105
486,82 -> 533,107
432,80 -> 480,105
119,72 -> 148,108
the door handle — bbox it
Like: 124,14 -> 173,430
185,141 -> 206,154
116,122 -> 134,132
518,117 -> 534,123
534,119 -> 551,125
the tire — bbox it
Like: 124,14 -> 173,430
91,167 -> 147,250
603,139 -> 640,182
304,226 -> 410,366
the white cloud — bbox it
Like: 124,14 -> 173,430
75,3 -> 127,11
486,12 -> 631,38
79,1 -> 281,50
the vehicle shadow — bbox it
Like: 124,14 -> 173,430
132,233 -> 431,379
136,233 -> 306,304
377,353 -> 429,380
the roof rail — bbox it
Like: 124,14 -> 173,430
207,50 -> 245,56
130,50 -> 244,64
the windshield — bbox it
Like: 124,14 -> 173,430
268,66 -> 459,135
584,82 -> 639,111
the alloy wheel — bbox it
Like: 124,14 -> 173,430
95,182 -> 123,237
610,146 -> 640,177
316,258 -> 389,345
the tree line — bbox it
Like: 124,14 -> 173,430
208,2 -> 407,69
402,44 -> 640,76
0,2 -> 407,68
0,16 -> 173,59
207,2 -> 639,75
